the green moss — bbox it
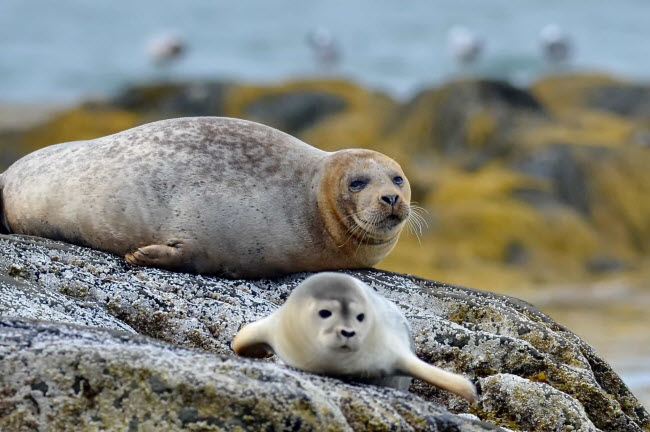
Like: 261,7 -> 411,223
528,371 -> 548,383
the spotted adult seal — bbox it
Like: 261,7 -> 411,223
0,117 -> 411,278
232,273 -> 478,403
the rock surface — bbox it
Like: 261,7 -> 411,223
0,234 -> 648,431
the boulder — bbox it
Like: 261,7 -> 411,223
532,74 -> 650,120
514,143 -> 590,215
109,81 -> 230,118
387,79 -> 545,160
0,318 -> 499,432
0,234 -> 647,431
588,84 -> 650,119
244,91 -> 347,136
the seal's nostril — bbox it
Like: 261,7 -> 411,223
381,195 -> 399,206
341,329 -> 356,338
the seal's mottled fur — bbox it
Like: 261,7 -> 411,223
1,117 -> 410,277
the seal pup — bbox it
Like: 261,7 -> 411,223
0,117 -> 411,278
232,273 -> 478,403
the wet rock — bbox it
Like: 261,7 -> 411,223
0,234 -> 647,431
245,91 -> 347,135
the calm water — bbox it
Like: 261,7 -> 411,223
1,0 -> 650,102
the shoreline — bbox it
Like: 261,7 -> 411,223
0,102 -> 69,132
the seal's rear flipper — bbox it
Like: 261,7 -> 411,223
125,239 -> 194,270
397,354 -> 478,404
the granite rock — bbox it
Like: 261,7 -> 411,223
0,234 -> 648,431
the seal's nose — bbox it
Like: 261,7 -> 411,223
340,329 -> 356,338
380,195 -> 399,206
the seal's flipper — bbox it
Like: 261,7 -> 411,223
232,318 -> 275,358
125,240 -> 192,270
397,354 -> 478,404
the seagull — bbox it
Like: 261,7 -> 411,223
539,24 -> 572,64
447,26 -> 484,66
306,27 -> 341,70
146,33 -> 186,66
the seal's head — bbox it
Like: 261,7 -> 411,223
318,149 -> 411,266
275,273 -> 382,375
232,273 -> 377,369
291,272 -> 374,353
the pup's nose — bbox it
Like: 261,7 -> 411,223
381,195 -> 399,206
340,329 -> 356,338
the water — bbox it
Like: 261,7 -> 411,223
1,0 -> 649,102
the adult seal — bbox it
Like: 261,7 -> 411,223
233,273 -> 478,403
0,117 -> 411,278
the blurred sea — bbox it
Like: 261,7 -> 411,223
1,0 -> 649,102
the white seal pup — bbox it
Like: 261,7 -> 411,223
0,117 -> 411,278
232,273 -> 478,403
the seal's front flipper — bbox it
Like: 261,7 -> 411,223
232,317 -> 275,358
125,240 -> 192,270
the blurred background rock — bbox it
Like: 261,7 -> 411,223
1,0 -> 648,408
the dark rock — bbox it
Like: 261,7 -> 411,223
0,234 -> 647,431
503,241 -> 529,265
586,256 -> 626,274
244,91 -> 347,135
588,84 -> 650,119
401,80 -> 545,159
473,80 -> 544,112
515,144 -> 590,215
110,82 -> 229,117
511,186 -> 558,209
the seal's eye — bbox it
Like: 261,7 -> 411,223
349,180 -> 367,191
393,176 -> 404,186
356,313 -> 365,322
318,309 -> 332,318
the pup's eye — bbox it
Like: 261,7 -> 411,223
349,180 -> 367,191
393,176 -> 404,186
356,313 -> 365,322
319,309 -> 332,318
